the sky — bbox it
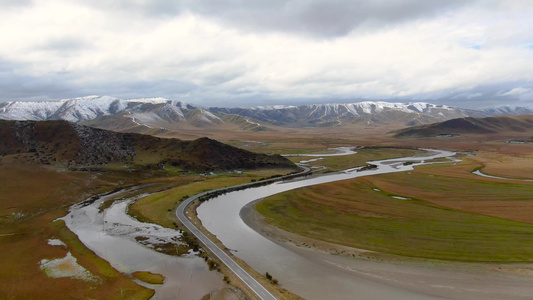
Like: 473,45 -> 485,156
0,0 -> 533,109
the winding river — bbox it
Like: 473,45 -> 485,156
64,148 -> 533,299
197,149 -> 533,300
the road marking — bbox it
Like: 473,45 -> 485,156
176,167 -> 310,300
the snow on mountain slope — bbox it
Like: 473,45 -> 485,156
481,106 -> 533,116
0,96 -> 214,126
0,100 -> 64,121
209,101 -> 469,126
1,96 -> 531,129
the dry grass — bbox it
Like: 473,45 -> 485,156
377,156 -> 533,224
0,163 -> 153,299
0,163 -> 110,223
132,271 -> 165,285
470,151 -> 533,179
257,154 -> 533,262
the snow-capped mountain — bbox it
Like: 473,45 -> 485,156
210,102 -> 471,126
481,106 -> 533,116
1,96 -> 532,130
0,96 -> 221,127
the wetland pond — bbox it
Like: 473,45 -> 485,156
63,191 -> 223,300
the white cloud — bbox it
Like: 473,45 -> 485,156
0,0 -> 533,107
500,87 -> 532,96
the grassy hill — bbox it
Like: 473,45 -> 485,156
0,120 -> 295,171
391,115 -> 533,138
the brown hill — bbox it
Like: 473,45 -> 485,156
391,115 -> 533,138
0,120 -> 295,171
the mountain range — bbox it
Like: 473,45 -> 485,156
1,96 -> 532,133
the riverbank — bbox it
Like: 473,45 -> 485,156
196,149 -> 533,299
241,200 -> 533,299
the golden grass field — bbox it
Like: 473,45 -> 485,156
0,162 -> 155,299
256,152 -> 533,262
2,120 -> 533,299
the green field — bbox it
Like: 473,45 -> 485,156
129,168 -> 296,228
257,160 -> 533,262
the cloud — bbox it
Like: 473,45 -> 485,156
40,37 -> 89,52
408,81 -> 533,109
0,0 -> 33,9
500,87 -> 532,96
0,59 -> 198,102
74,0 -> 183,18
0,0 -> 533,108
75,0 -> 472,38
214,0 -> 471,37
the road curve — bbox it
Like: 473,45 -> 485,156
176,167 -> 310,300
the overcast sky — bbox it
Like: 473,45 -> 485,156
1,0 -> 532,108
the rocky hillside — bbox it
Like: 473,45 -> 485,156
0,120 -> 295,171
391,115 -> 533,138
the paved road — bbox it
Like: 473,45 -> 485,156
175,167 -> 310,300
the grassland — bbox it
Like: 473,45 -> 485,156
256,155 -> 533,262
129,168 -> 296,229
0,162 -> 154,299
285,147 -> 424,172
3,121 -> 531,299
132,271 -> 165,285
0,149 -> 297,299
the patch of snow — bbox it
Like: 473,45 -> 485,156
126,97 -> 170,104
47,239 -> 67,247
195,109 -> 221,123
342,103 -> 360,116
250,105 -> 297,110
127,112 -> 163,127
245,119 -> 261,126
407,102 -> 428,112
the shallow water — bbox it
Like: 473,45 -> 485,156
282,146 -> 357,157
64,191 -> 223,300
473,170 -> 533,181
197,149 -> 457,300
198,149 -> 533,299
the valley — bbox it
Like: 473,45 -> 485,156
1,98 -> 533,299
3,1 -> 533,298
